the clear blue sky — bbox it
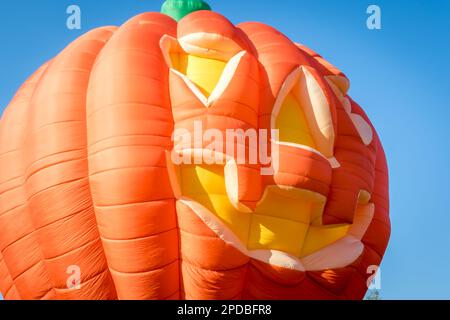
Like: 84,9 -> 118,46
0,0 -> 449,300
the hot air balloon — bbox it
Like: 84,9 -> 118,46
0,0 -> 390,300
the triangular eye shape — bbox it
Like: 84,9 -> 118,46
275,92 -> 317,151
272,66 -> 336,159
171,53 -> 227,98
160,35 -> 247,107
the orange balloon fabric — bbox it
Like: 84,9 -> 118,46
0,11 -> 390,300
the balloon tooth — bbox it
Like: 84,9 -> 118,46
358,190 -> 372,205
348,202 -> 375,240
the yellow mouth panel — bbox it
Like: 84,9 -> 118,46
179,164 -> 350,258
180,165 -> 252,242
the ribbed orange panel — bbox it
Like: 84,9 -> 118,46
86,13 -> 179,300
0,63 -> 57,300
22,27 -> 117,300
0,253 -> 16,299
342,132 -> 390,300
237,22 -> 317,115
177,201 -> 250,299
322,98 -> 377,225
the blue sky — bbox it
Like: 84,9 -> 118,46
0,0 -> 449,300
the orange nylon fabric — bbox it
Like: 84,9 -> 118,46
0,11 -> 390,300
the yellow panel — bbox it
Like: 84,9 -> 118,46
276,92 -> 316,148
248,214 -> 309,256
180,165 -> 227,196
255,187 -> 319,224
310,202 -> 326,226
300,224 -> 351,258
179,165 -> 251,243
195,194 -> 252,242
172,53 -> 227,97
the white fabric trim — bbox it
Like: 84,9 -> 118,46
302,236 -> 364,270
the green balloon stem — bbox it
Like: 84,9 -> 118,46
161,0 -> 212,21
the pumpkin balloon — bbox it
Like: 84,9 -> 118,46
0,0 -> 390,300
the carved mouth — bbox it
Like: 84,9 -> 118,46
166,151 -> 374,272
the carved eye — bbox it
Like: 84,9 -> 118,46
275,91 -> 317,150
273,66 -> 336,160
160,35 -> 246,107
171,54 -> 227,97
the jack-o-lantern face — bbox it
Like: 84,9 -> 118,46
0,3 -> 390,301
